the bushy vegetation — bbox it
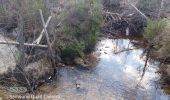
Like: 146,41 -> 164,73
61,41 -> 85,59
0,0 -> 103,63
158,20 -> 170,57
60,0 -> 103,61
144,19 -> 167,41
144,19 -> 170,57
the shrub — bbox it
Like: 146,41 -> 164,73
144,19 -> 167,41
61,41 -> 85,59
144,19 -> 170,58
60,0 -> 103,60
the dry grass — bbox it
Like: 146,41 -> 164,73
157,20 -> 170,57
0,86 -> 12,100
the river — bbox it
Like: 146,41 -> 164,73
38,37 -> 170,100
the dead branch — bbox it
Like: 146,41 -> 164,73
158,0 -> 165,19
141,49 -> 150,80
33,16 -> 52,44
18,14 -> 25,69
39,10 -> 52,48
39,9 -> 56,73
0,41 -> 48,48
130,3 -> 148,20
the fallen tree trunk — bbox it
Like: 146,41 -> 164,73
0,41 -> 48,48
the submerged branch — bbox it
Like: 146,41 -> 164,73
114,47 -> 140,54
141,45 -> 151,80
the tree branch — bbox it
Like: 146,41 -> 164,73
33,16 -> 52,44
130,3 -> 148,20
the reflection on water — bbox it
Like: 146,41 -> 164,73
40,38 -> 170,100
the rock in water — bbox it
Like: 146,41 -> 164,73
0,34 -> 17,74
76,80 -> 81,89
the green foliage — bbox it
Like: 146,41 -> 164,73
144,19 -> 170,57
61,0 -> 103,59
84,32 -> 99,51
61,41 -> 85,59
144,19 -> 167,40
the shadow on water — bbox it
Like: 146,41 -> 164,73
38,36 -> 170,100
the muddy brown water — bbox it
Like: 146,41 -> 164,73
38,38 -> 170,100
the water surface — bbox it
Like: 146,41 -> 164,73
40,38 -> 170,100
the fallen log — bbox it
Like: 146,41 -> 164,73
0,41 -> 48,48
